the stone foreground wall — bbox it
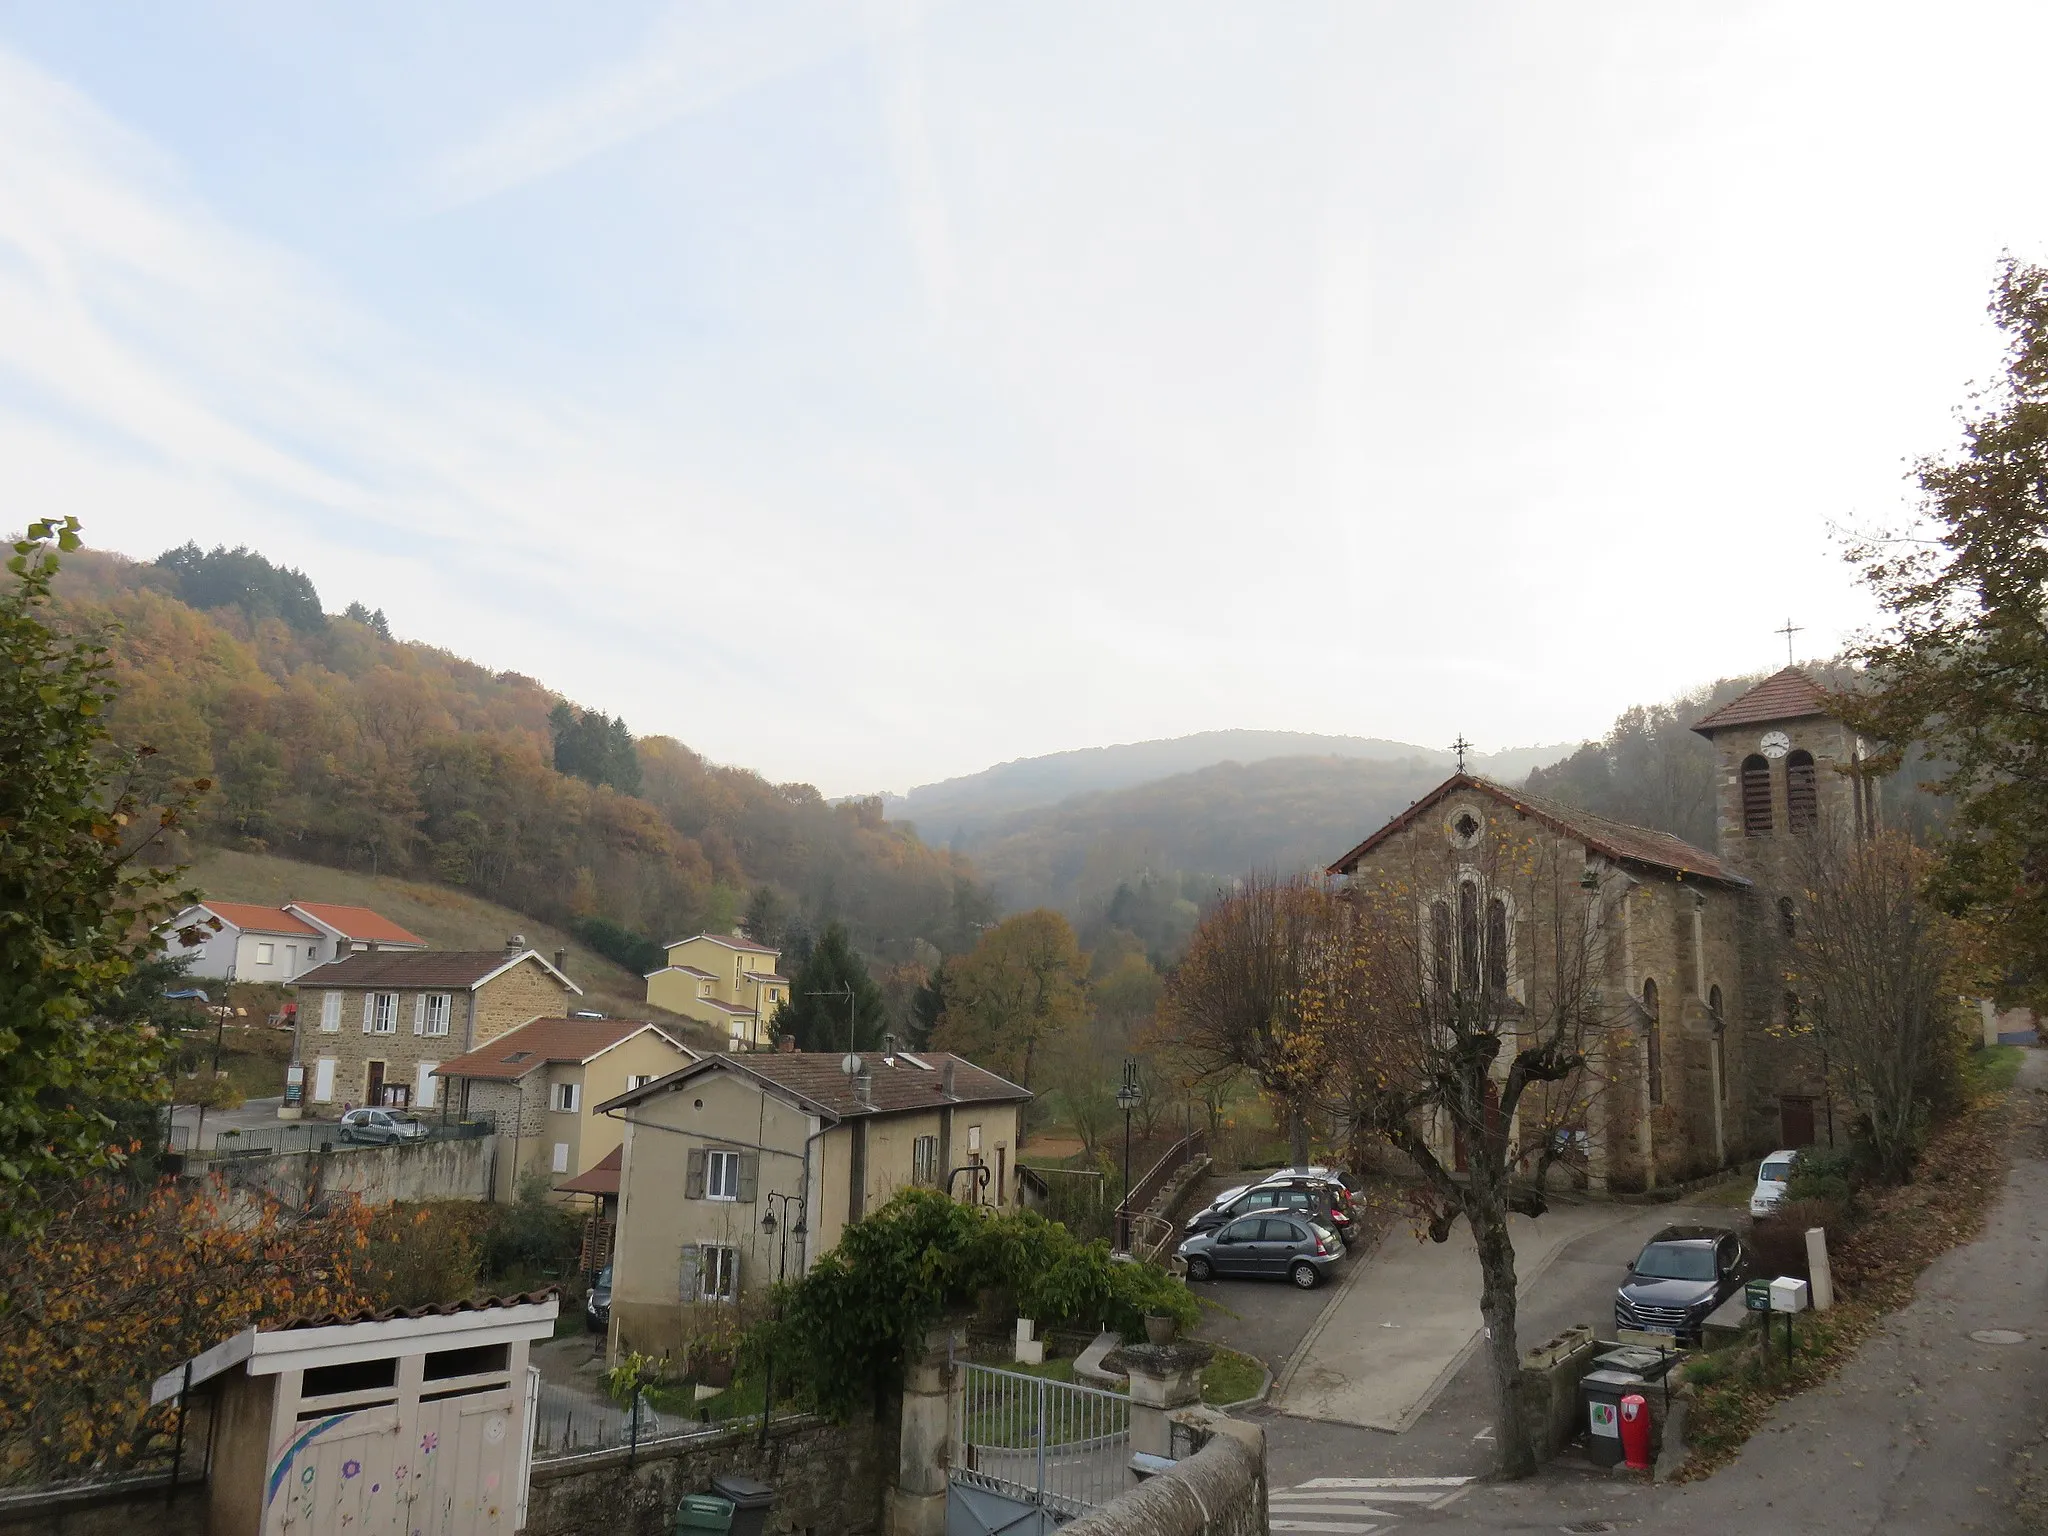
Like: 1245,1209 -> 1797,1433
526,1412 -> 884,1536
1056,1413 -> 1266,1536
204,1134 -> 494,1209
0,1473 -> 205,1536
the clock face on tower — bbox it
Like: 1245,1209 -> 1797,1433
1759,730 -> 1791,760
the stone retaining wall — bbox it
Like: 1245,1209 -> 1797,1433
0,1471 -> 205,1536
203,1134 -> 494,1209
1056,1411 -> 1265,1536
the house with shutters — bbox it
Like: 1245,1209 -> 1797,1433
640,933 -> 791,1051
434,1017 -> 697,1201
289,942 -> 580,1114
596,1048 -> 1029,1362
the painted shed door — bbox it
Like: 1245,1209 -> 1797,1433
406,1387 -> 522,1535
267,1407 -> 404,1536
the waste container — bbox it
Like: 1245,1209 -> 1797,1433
672,1493 -> 734,1534
710,1473 -> 776,1536
1578,1369 -> 1644,1468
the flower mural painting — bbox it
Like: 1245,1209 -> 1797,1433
342,1459 -> 361,1479
420,1430 -> 438,1455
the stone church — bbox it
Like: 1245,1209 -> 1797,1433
1326,667 -> 1873,1191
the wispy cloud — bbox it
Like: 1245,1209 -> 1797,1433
424,0 -> 867,209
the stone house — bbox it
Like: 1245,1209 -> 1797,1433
597,1049 -> 1029,1362
434,1017 -> 698,1201
1326,666 -> 1870,1188
641,933 -> 791,1050
290,942 -> 580,1114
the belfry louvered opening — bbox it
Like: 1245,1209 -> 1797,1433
1740,755 -> 1773,836
1786,750 -> 1818,833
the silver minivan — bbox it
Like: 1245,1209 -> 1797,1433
1177,1213 -> 1343,1289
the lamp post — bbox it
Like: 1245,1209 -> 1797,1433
757,1191 -> 807,1447
1115,1059 -> 1141,1253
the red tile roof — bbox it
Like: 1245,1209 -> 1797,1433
1327,773 -> 1747,887
194,902 -> 323,938
600,1049 -> 1029,1120
280,1290 -> 557,1331
287,902 -> 425,946
1690,667 -> 1834,733
436,1018 -> 687,1080
556,1145 -> 622,1196
293,949 -> 582,993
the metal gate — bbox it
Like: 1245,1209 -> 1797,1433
947,1363 -> 1130,1534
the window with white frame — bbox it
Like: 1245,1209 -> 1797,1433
416,992 -> 451,1037
628,1074 -> 655,1090
706,1149 -> 740,1200
256,942 -> 274,965
702,1245 -> 739,1302
366,992 -> 398,1034
320,992 -> 342,1032
912,1135 -> 939,1186
552,1081 -> 581,1113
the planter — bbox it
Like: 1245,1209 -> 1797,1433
1144,1314 -> 1178,1347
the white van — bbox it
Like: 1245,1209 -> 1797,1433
1749,1149 -> 1798,1217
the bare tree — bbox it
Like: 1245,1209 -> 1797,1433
1158,875 -> 1330,1164
1310,834 -> 1621,1479
1785,829 -> 1965,1183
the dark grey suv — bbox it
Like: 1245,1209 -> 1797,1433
1177,1213 -> 1343,1289
1614,1225 -> 1750,1343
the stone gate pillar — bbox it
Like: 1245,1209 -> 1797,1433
1115,1341 -> 1213,1459
886,1323 -> 960,1536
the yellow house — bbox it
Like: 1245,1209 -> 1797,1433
596,1049 -> 1029,1362
642,933 -> 790,1051
436,1016 -> 698,1201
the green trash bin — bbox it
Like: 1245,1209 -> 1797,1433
672,1493 -> 735,1534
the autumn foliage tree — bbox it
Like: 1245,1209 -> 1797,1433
0,1178 -> 372,1483
932,910 -> 1087,1093
1158,875 -> 1332,1163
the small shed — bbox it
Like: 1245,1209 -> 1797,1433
149,1292 -> 557,1535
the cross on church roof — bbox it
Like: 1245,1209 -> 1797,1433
1776,617 -> 1804,666
1451,734 -> 1472,772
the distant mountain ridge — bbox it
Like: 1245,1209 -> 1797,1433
887,729 -> 1578,845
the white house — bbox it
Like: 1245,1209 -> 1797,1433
162,901 -> 426,983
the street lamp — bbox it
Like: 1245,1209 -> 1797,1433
1115,1059 -> 1141,1253
757,1191 -> 808,1447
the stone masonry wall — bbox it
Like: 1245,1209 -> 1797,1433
204,1135 -> 494,1210
524,1412 -> 883,1536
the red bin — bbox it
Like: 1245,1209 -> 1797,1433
1618,1392 -> 1652,1471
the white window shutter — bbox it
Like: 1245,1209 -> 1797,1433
361,994 -> 373,1033
413,994 -> 426,1035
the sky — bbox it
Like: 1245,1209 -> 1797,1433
1,3 -> 2044,797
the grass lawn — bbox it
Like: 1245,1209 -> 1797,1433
1686,1172 -> 1755,1208
1970,1043 -> 2025,1095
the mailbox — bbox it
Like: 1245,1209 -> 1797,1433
1769,1277 -> 1811,1314
1743,1279 -> 1774,1312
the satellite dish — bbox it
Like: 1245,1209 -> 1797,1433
841,1052 -> 863,1077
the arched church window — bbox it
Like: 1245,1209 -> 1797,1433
1779,897 -> 1796,939
1786,750 -> 1818,833
1709,984 -> 1727,1106
1741,755 -> 1773,836
1486,897 -> 1509,997
1784,989 -> 1801,1026
1457,883 -> 1480,994
1430,900 -> 1452,994
1643,978 -> 1662,1106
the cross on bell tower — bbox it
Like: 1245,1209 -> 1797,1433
1775,617 -> 1804,667
1451,734 -> 1472,773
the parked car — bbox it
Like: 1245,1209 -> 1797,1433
1183,1177 -> 1357,1245
1270,1164 -> 1361,1193
1178,1213 -> 1343,1288
337,1108 -> 428,1145
585,1265 -> 613,1333
1750,1149 -> 1799,1218
1614,1225 -> 1750,1344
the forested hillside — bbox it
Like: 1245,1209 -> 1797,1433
54,545 -> 991,965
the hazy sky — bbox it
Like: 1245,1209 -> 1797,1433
2,4 -> 2043,796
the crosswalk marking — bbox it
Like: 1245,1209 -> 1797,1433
1269,1474 -> 1473,1535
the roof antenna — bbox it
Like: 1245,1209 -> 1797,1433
1776,617 -> 1803,667
1452,734 -> 1472,773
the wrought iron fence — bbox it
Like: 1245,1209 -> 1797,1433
951,1362 -> 1130,1520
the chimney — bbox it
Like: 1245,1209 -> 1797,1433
366,940 -> 379,954
854,1070 -> 874,1108
883,1031 -> 898,1056
941,1058 -> 956,1098
553,949 -> 568,973
505,934 -> 526,958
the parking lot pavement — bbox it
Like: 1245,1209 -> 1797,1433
1188,1242 -> 1360,1385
